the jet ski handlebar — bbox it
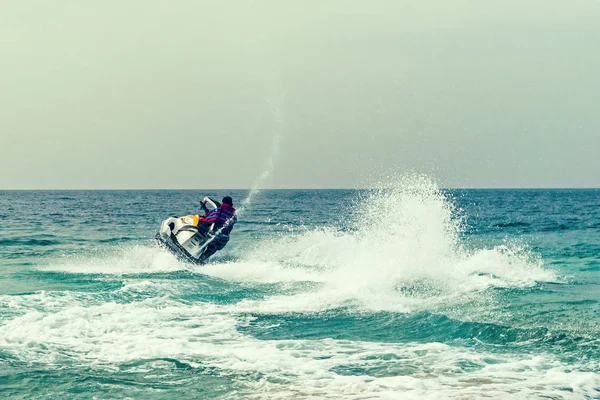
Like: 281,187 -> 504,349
200,197 -> 219,213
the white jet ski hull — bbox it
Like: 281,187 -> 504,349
155,216 -> 212,264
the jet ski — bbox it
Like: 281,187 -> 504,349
155,197 -> 222,264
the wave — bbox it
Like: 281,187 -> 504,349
1,290 -> 598,399
3,177 -> 593,398
239,310 -> 600,351
493,221 -> 530,228
0,238 -> 63,247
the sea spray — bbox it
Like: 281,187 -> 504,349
212,174 -> 555,313
240,96 -> 285,212
193,97 -> 285,255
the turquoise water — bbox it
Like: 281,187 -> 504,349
1,181 -> 600,399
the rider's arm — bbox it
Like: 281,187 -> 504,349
201,202 -> 210,214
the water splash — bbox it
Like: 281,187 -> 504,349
219,173 -> 555,312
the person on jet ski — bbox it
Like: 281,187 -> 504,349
197,196 -> 237,261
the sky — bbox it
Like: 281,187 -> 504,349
1,1 -> 599,189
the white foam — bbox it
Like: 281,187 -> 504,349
39,245 -> 186,275
1,291 -> 598,398
200,174 -> 556,313
198,261 -> 323,284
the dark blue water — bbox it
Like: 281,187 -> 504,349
1,182 -> 599,399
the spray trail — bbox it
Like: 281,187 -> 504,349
194,95 -> 285,255
239,94 -> 285,213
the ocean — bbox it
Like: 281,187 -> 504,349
1,179 -> 600,399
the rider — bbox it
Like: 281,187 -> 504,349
197,196 -> 237,261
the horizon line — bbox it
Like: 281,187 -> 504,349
1,187 -> 599,191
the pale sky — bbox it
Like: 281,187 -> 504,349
2,1 -> 599,189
